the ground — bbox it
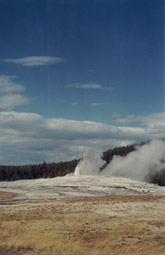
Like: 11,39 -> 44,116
0,191 -> 165,255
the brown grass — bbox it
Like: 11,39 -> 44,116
66,194 -> 165,203
0,195 -> 165,255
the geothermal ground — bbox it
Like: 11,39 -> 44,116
0,175 -> 165,255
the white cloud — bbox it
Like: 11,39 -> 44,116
141,113 -> 165,128
0,75 -> 31,109
4,56 -> 64,67
0,94 -> 30,109
0,75 -> 24,93
114,112 -> 165,139
67,82 -> 112,90
0,111 -> 164,165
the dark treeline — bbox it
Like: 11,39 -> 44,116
102,141 -> 148,164
102,144 -> 136,165
0,141 -> 165,186
0,160 -> 78,181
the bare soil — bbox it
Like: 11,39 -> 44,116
0,191 -> 18,200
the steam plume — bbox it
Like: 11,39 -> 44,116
74,150 -> 105,176
74,139 -> 165,181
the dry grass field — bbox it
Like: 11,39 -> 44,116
0,192 -> 165,255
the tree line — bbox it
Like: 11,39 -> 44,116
0,160 -> 78,181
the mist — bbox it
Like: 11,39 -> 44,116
74,150 -> 105,176
74,139 -> 165,181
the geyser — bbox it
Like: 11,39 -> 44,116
74,139 -> 165,182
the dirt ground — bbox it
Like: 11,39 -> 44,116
0,191 -> 18,200
0,192 -> 165,255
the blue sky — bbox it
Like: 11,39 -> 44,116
0,0 -> 164,164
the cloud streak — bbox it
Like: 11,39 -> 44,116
114,113 -> 165,126
67,82 -> 112,90
71,101 -> 79,106
90,102 -> 107,107
4,56 -> 64,67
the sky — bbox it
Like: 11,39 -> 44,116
0,0 -> 164,165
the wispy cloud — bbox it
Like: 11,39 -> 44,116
0,111 -> 164,165
71,101 -> 79,106
114,113 -> 165,128
4,56 -> 64,67
113,113 -> 144,123
90,102 -> 107,107
0,75 -> 24,93
67,82 -> 112,90
0,75 -> 30,109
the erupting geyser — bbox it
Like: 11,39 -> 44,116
74,139 -> 165,182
